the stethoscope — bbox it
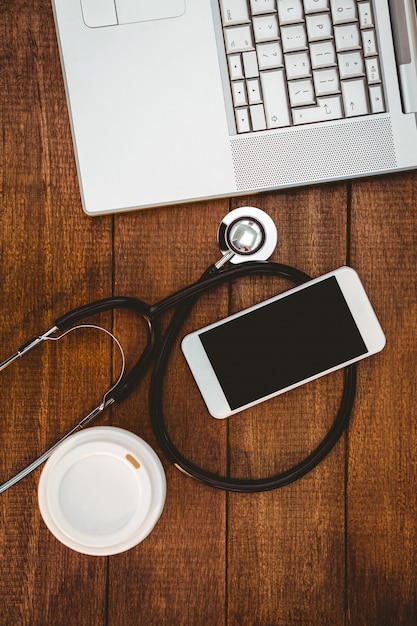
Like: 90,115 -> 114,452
0,207 -> 356,494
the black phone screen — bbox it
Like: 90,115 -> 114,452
199,277 -> 367,410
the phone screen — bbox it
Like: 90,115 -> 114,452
198,276 -> 367,410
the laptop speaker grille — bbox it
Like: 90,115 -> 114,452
230,118 -> 396,190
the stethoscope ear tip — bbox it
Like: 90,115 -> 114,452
217,207 -> 278,264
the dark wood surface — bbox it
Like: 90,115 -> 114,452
1,2 -> 417,625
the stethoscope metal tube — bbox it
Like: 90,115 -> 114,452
0,326 -> 59,373
0,401 -> 112,494
0,295 -> 155,495
0,208 -> 357,494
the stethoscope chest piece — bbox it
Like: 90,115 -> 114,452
217,207 -> 278,264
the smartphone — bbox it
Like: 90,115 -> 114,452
181,267 -> 386,419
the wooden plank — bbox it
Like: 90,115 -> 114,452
0,2 -> 113,624
109,203 -> 231,625
227,186 -> 350,625
348,171 -> 417,624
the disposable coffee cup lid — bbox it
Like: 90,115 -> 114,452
38,427 -> 166,556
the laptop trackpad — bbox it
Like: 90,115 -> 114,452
116,0 -> 185,24
81,0 -> 186,28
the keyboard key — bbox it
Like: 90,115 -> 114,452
313,67 -> 340,95
358,2 -> 374,28
338,50 -> 364,78
369,84 -> 385,113
224,25 -> 255,53
303,0 -> 330,14
247,78 -> 263,103
330,0 -> 357,24
232,80 -> 248,106
341,78 -> 369,116
260,69 -> 291,126
253,14 -> 280,42
288,78 -> 315,106
257,42 -> 284,69
334,23 -> 361,51
292,95 -> 343,123
243,51 -> 260,77
277,0 -> 304,25
285,51 -> 311,79
362,29 -> 377,56
235,107 -> 251,132
228,54 -> 244,79
306,13 -> 333,41
250,104 -> 267,130
365,57 -> 381,84
219,0 -> 250,25
281,24 -> 308,52
310,41 -> 337,68
250,0 -> 277,15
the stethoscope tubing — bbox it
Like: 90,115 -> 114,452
53,262 -> 312,405
0,261 -> 356,494
148,261 -> 356,492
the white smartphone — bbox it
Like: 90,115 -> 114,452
181,267 -> 386,419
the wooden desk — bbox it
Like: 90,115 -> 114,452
1,3 -> 416,625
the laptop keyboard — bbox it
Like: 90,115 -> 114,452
219,0 -> 386,133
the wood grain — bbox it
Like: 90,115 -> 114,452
348,172 -> 417,625
108,204 -> 230,626
1,1 -> 417,625
1,2 -> 112,624
226,187 -> 349,626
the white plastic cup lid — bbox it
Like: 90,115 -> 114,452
38,427 -> 166,556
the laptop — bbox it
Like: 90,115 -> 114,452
51,0 -> 417,215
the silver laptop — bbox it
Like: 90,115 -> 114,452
51,0 -> 417,215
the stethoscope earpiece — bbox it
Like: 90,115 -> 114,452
217,207 -> 278,265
